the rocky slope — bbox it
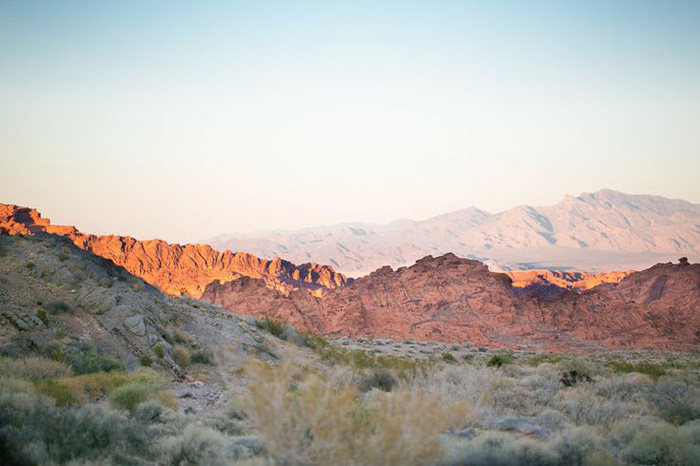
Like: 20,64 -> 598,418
0,233 -> 273,374
206,189 -> 700,275
0,204 -> 348,297
202,254 -> 700,351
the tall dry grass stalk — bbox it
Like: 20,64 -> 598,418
235,358 -> 474,466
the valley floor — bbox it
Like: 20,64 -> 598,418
3,327 -> 700,466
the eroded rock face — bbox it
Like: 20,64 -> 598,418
202,254 -> 700,351
505,270 -> 633,298
0,204 -> 348,297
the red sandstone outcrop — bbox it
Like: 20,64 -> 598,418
505,270 -> 634,297
0,204 -> 348,297
202,254 -> 700,351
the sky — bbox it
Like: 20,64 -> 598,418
1,0 -> 699,244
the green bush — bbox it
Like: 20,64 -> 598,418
109,382 -> 158,412
442,352 -> 458,363
72,349 -> 125,375
300,331 -> 330,350
487,353 -> 515,367
608,360 -> 667,379
34,379 -> 78,406
154,343 -> 165,358
256,317 -> 286,338
140,355 -> 153,367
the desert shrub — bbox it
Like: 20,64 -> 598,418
39,405 -> 152,464
140,354 -> 153,366
314,344 -> 429,378
173,327 -> 195,345
609,360 -> 667,380
154,343 -> 165,358
300,331 -> 330,350
256,317 -> 286,338
44,300 -> 71,314
442,432 -> 561,466
359,369 -> 398,392
237,359 -> 473,466
524,354 -> 566,366
34,379 -> 78,406
0,355 -> 73,380
553,426 -> 616,466
0,391 -> 154,465
36,308 -> 49,325
594,373 -> 652,402
191,349 -> 214,365
556,385 -> 647,427
517,364 -> 564,411
488,377 -> 539,414
158,424 -> 262,466
109,381 -> 159,412
173,345 -> 191,366
645,377 -> 700,425
536,409 -> 570,431
561,370 -> 592,387
72,349 -> 125,374
442,352 -> 457,363
684,419 -> 700,445
487,353 -> 515,367
412,364 -> 497,410
612,418 -> 700,466
35,369 -> 166,407
0,377 -> 36,395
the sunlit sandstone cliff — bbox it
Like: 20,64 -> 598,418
0,204 -> 348,297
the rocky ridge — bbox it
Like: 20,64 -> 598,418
202,253 -> 700,351
0,204 -> 348,297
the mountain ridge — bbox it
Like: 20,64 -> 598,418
0,204 -> 348,297
206,189 -> 700,276
201,252 -> 700,351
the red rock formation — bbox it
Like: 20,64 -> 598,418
0,204 -> 348,297
202,254 -> 700,351
504,270 -> 634,297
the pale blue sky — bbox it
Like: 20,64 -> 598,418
1,1 -> 699,243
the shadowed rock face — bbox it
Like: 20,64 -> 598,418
202,253 -> 700,351
0,204 -> 348,297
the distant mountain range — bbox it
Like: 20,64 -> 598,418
206,189 -> 700,276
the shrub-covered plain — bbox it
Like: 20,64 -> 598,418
2,342 -> 700,465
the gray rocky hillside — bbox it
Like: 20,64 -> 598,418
0,232 -> 278,376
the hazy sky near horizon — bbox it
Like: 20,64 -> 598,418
1,0 -> 699,243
